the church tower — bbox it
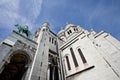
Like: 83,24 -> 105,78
29,22 -> 63,80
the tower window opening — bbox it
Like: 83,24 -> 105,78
74,28 -> 78,31
49,37 -> 51,42
67,31 -> 70,35
42,52 -> 44,56
74,28 -> 76,31
43,29 -> 45,31
76,28 -> 78,31
67,30 -> 72,35
55,40 -> 56,45
69,30 -> 72,33
41,62 -> 42,66
52,38 -> 54,44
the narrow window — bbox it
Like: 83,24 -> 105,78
69,30 -> 72,33
78,48 -> 87,63
76,28 -> 78,31
42,52 -> 44,56
43,29 -> 45,31
52,38 -> 54,44
49,37 -> 51,42
74,28 -> 76,31
55,40 -> 56,45
66,56 -> 71,70
70,48 -> 79,67
67,31 -> 70,35
41,62 -> 42,66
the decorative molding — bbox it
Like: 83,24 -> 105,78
66,65 -> 95,78
2,42 -> 12,47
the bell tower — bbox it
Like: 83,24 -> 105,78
29,22 -> 62,80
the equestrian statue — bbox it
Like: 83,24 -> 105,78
15,24 -> 32,38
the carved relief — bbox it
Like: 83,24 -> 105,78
13,40 -> 36,54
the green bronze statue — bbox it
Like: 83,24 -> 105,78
15,24 -> 32,38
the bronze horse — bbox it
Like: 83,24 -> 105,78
15,24 -> 32,38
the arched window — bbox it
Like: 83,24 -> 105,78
49,37 -> 51,42
52,38 -> 54,44
65,56 -> 71,70
70,48 -> 79,67
48,54 -> 59,80
67,30 -> 72,35
69,30 -> 72,33
78,48 -> 87,64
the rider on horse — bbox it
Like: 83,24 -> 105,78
15,24 -> 32,38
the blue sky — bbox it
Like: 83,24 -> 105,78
0,0 -> 120,41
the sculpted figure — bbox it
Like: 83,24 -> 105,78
15,24 -> 32,38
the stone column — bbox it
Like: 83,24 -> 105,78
47,67 -> 50,80
52,67 -> 55,80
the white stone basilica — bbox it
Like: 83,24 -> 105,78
0,22 -> 120,80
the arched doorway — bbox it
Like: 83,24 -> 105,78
48,54 -> 59,80
0,51 -> 30,80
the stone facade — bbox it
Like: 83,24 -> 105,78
58,24 -> 120,80
0,31 -> 37,80
0,22 -> 120,80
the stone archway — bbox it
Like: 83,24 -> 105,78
0,50 -> 30,80
48,54 -> 59,80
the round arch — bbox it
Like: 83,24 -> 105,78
0,50 -> 31,80
9,50 -> 32,65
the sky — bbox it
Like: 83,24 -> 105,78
0,0 -> 120,41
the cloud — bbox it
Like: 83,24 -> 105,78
0,0 -> 19,28
19,0 -> 43,22
0,0 -> 43,40
88,0 -> 120,27
0,0 -> 43,30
